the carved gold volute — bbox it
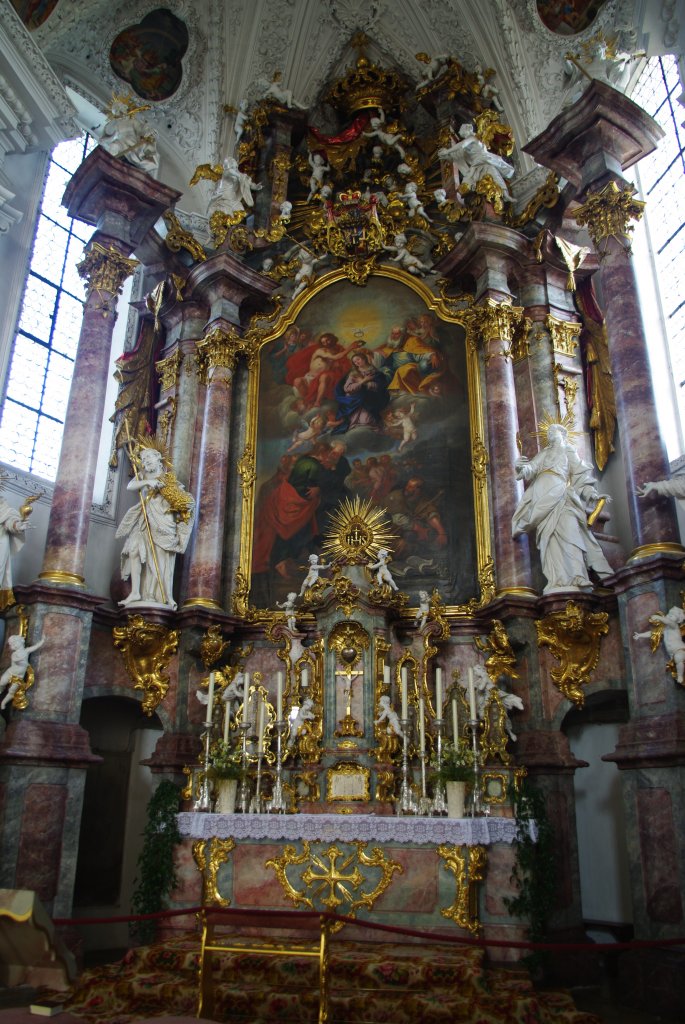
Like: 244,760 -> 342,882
546,314 -> 581,357
78,241 -> 139,298
536,600 -> 608,707
196,327 -> 241,385
573,180 -> 645,257
112,614 -> 180,715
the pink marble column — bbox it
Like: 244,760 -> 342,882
183,340 -> 235,609
525,81 -> 680,555
39,148 -> 180,586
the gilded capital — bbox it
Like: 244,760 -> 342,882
462,299 -> 529,353
156,349 -> 183,392
78,241 -> 139,297
546,314 -> 581,356
196,327 -> 241,385
573,180 -> 645,257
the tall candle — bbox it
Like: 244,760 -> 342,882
383,664 -> 390,688
302,666 -> 309,689
206,671 -> 215,722
243,671 -> 249,713
435,667 -> 442,717
418,696 -> 425,753
401,666 -> 408,719
223,705 -> 230,744
277,671 -> 283,723
452,697 -> 459,744
257,698 -> 265,752
468,667 -> 477,721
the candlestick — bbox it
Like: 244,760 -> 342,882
277,671 -> 283,723
435,667 -> 442,717
206,671 -> 215,723
223,704 -> 230,745
257,698 -> 265,753
243,671 -> 250,717
468,667 -> 477,721
401,666 -> 408,719
418,696 -> 425,753
452,697 -> 459,744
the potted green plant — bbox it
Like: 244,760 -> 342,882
209,740 -> 242,813
432,740 -> 474,817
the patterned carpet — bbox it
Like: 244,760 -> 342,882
61,932 -> 602,1024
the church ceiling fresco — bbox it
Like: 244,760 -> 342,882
9,0 -> 60,30
109,8 -> 189,102
536,0 -> 607,36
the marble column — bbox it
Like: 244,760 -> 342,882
440,223 -> 534,595
525,80 -> 681,558
183,329 -> 236,609
39,148 -> 181,586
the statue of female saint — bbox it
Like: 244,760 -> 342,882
512,423 -> 613,594
116,444 -> 195,610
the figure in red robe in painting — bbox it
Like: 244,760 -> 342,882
285,332 -> 359,410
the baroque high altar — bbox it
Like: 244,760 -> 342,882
1,33 -> 685,984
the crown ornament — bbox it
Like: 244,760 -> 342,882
325,34 -> 407,116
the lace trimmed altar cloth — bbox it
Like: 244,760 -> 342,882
177,812 -> 534,844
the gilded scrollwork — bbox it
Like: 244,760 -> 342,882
77,241 -> 139,300
193,837 -> 235,907
156,349 -> 183,393
546,314 -> 581,357
162,211 -> 206,262
437,844 -> 487,934
536,600 -> 609,707
471,436 -> 489,491
475,620 -> 519,684
237,443 -> 256,498
112,614 -> 179,716
573,180 -> 646,257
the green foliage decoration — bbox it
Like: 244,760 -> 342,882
131,779 -> 182,944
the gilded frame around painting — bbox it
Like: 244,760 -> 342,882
235,266 -> 493,616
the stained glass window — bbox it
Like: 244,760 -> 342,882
0,134 -> 94,479
631,56 -> 685,458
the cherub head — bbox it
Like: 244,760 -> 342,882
287,591 -> 297,602
308,554 -> 319,565
7,635 -> 25,651
379,694 -> 391,708
459,122 -> 475,139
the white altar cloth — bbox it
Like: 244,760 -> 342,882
177,812 -> 532,845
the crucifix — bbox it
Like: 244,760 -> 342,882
334,652 -> 364,738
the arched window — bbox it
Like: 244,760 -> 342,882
630,55 -> 685,459
0,133 -> 95,479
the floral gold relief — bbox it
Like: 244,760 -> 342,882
112,614 -> 179,715
193,837 -> 234,907
536,600 -> 609,707
437,844 -> 486,933
573,180 -> 645,257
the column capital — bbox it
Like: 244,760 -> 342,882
573,180 -> 646,257
196,326 -> 243,385
545,314 -> 581,356
461,298 -> 531,355
77,241 -> 139,297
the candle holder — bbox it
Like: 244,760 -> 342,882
418,750 -> 432,815
237,720 -> 251,814
398,715 -> 416,814
468,717 -> 482,817
432,717 -> 447,815
193,720 -> 214,812
269,720 -> 288,813
249,741 -> 264,814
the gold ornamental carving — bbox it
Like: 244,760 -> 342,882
162,211 -> 206,262
506,171 -> 560,229
573,180 -> 645,257
265,841 -> 402,927
437,844 -> 486,934
112,614 -> 180,716
330,571 -> 361,617
454,557 -> 497,616
475,619 -> 519,684
536,600 -> 609,707
546,314 -> 581,357
193,837 -> 235,907
462,300 -> 530,357
237,444 -> 256,498
196,327 -> 241,385
156,349 -> 183,393
471,436 -> 489,491
321,497 -> 395,566
77,242 -> 139,300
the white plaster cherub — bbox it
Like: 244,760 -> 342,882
291,247 -> 327,301
401,181 -> 433,223
276,592 -> 298,632
415,52 -> 450,89
473,663 -> 524,741
384,233 -> 432,276
633,607 -> 685,686
287,697 -> 315,748
261,71 -> 306,110
364,107 -> 406,160
415,590 -> 430,631
307,151 -> 330,203
299,553 -> 328,596
368,547 -> 398,591
279,200 -> 293,223
234,99 -> 249,144
375,694 -> 403,737
0,633 -> 45,710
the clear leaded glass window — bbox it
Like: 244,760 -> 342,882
631,55 -> 685,457
0,134 -> 94,479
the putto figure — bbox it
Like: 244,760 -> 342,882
299,553 -> 328,597
633,606 -> 685,687
375,694 -> 403,737
276,592 -> 298,632
0,632 -> 45,710
287,697 -> 315,748
512,422 -> 613,594
415,590 -> 430,631
368,547 -> 398,591
116,441 -> 195,610
438,123 -> 514,201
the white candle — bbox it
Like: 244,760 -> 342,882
452,697 -> 459,744
383,664 -> 390,688
418,696 -> 425,753
206,671 -> 215,722
257,698 -> 265,752
302,666 -> 309,689
435,667 -> 442,717
468,667 -> 477,721
277,671 -> 283,723
401,666 -> 408,720
223,705 -> 230,744
243,671 -> 249,712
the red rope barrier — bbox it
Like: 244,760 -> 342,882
52,905 -> 685,953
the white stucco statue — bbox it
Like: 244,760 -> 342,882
98,94 -> 159,174
562,35 -> 641,108
415,52 -> 450,89
368,548 -> 398,591
375,694 -> 403,737
384,233 -> 432,276
287,697 -> 315,748
0,487 -> 31,611
260,71 -> 306,110
291,247 -> 327,300
233,99 -> 249,144
512,423 -> 613,594
438,123 -> 514,201
276,592 -> 298,632
208,157 -> 262,219
400,181 -> 433,223
116,445 -> 195,611
473,664 -> 523,741
299,553 -> 328,596
637,476 -> 685,508
415,590 -> 430,631
364,107 -> 406,159
307,152 -> 330,202
633,607 -> 685,686
0,633 -> 45,710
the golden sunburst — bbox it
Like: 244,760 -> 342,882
532,410 -> 578,447
321,497 -> 396,565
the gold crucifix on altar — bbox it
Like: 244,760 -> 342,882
329,620 -> 370,739
334,655 -> 364,737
